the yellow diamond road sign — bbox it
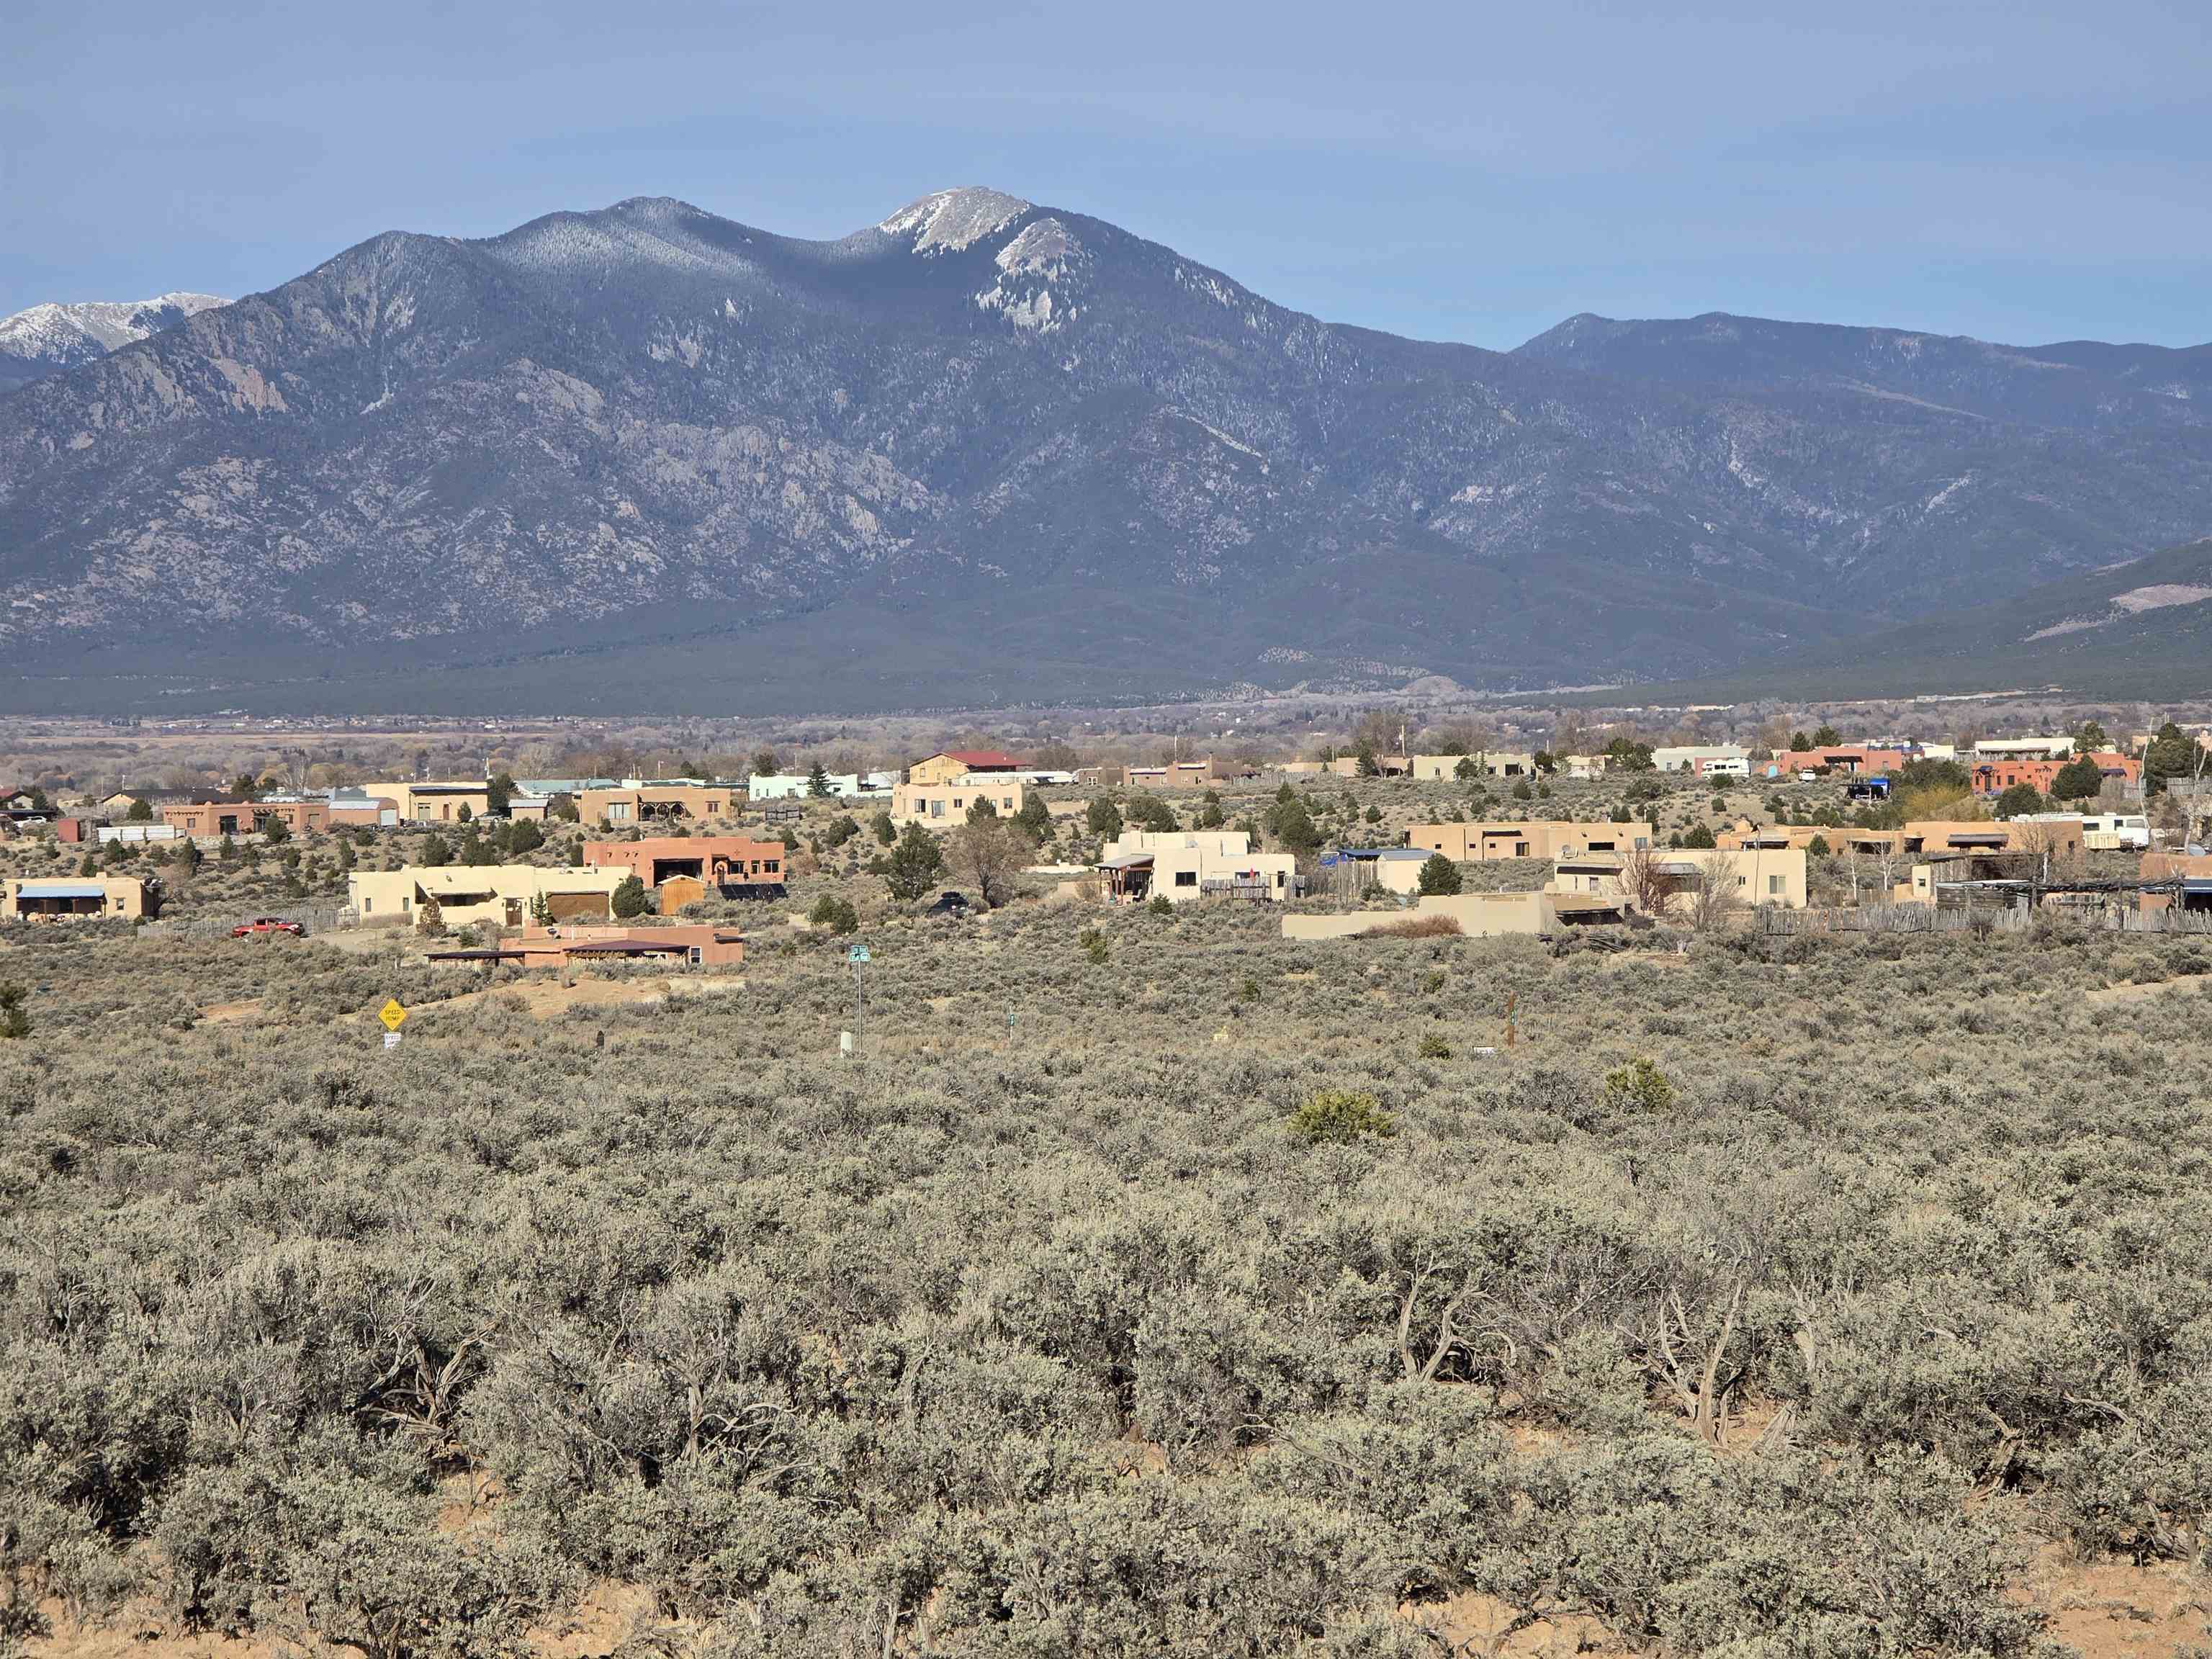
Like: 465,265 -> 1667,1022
379,999 -> 408,1032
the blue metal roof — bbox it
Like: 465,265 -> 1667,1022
18,882 -> 105,898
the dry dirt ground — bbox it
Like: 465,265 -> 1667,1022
30,1550 -> 2212,1659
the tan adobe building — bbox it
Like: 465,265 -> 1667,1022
366,782 -> 498,823
1550,846 -> 1808,912
1719,819 -> 2086,863
161,799 -> 335,836
1903,819 -> 2084,860
346,864 -> 629,931
1114,758 -> 1235,790
577,785 -> 734,826
891,778 -> 1026,828
325,791 -> 399,827
1097,830 -> 1298,904
908,750 -> 1021,788
583,835 -> 785,890
1282,889 -> 1629,940
2140,850 -> 2212,916
1410,752 -> 1539,781
4,874 -> 156,921
430,923 -> 747,968
1406,820 -> 1655,862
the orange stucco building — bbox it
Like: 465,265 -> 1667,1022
583,835 -> 786,891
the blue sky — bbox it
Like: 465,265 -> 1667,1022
4,0 -> 2208,348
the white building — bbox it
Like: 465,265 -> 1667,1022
1651,744 -> 1750,774
1097,830 -> 1299,904
746,771 -> 898,801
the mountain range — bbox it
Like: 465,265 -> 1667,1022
1,188 -> 2207,715
0,293 -> 228,395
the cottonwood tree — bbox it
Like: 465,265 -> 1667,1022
1686,866 -> 1740,932
948,815 -> 1022,908
1615,845 -> 1674,917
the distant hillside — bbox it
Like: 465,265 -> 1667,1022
1631,537 -> 2212,702
3,193 -> 2210,714
1515,311 -> 2212,431
0,292 -> 226,394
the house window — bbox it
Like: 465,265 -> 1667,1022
1768,875 -> 1783,896
363,898 -> 372,913
1174,871 -> 1197,887
1516,842 -> 1529,858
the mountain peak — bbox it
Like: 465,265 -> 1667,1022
0,292 -> 228,389
877,187 -> 1032,254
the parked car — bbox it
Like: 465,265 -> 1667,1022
925,891 -> 971,916
232,917 -> 306,938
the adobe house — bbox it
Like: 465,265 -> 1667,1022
368,782 -> 498,823
2140,850 -> 2212,915
1406,820 -> 1655,862
428,923 -> 746,968
576,784 -> 733,826
1410,752 -> 1539,780
583,835 -> 786,894
891,778 -> 1026,827
346,865 -> 629,930
908,750 -> 1022,788
1282,889 -> 1629,939
1551,848 -> 1808,912
1971,753 -> 2141,796
3,874 -> 156,921
163,799 -> 333,836
1901,819 -> 2085,860
1114,758 -> 1234,791
1097,830 -> 1300,904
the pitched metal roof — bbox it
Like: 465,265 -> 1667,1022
17,882 -> 106,898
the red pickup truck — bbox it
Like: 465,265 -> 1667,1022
232,917 -> 306,938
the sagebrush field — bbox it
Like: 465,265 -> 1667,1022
6,889 -> 2212,1656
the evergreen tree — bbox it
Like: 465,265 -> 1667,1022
884,823 -> 946,902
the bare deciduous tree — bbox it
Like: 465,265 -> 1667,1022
948,815 -> 1023,909
1686,866 -> 1741,932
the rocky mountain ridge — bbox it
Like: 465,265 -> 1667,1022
0,292 -> 227,394
1,188 -> 2207,714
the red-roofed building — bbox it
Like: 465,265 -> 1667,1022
909,749 -> 1022,787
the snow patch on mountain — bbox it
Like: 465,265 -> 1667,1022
483,211 -> 752,280
879,188 -> 1030,254
994,217 -> 1080,276
0,292 -> 227,367
975,217 -> 1085,332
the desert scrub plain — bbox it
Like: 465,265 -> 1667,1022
6,900 -> 2212,1658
